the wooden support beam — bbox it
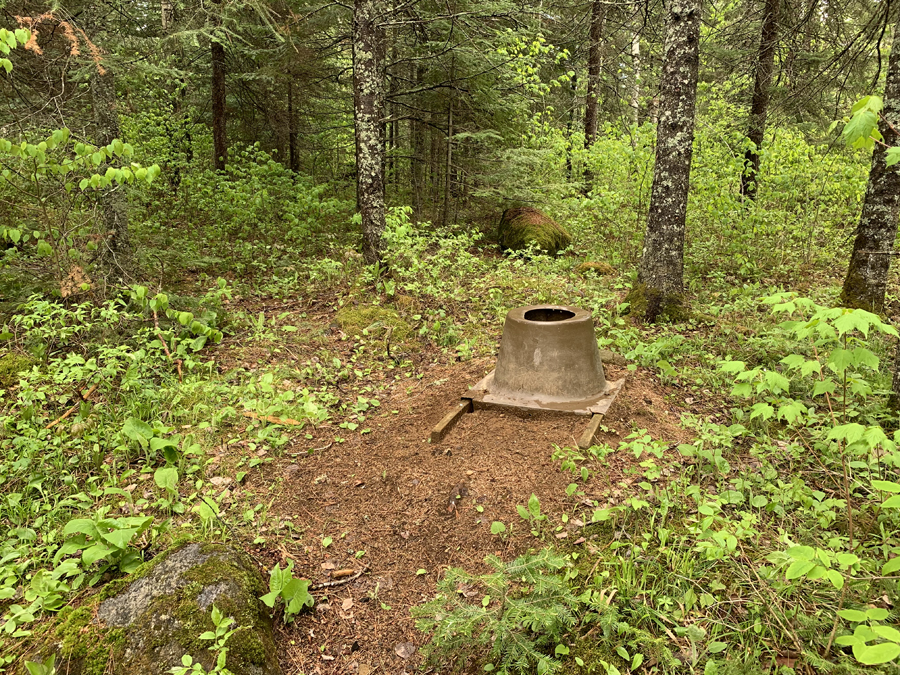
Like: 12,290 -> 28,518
429,399 -> 473,443
577,413 -> 605,449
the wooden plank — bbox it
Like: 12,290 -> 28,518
429,399 -> 473,443
577,413 -> 605,449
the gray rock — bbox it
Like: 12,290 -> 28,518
92,542 -> 282,675
599,349 -> 628,367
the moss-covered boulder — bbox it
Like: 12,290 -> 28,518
50,543 -> 281,675
497,207 -> 572,256
0,351 -> 34,390
335,305 -> 411,341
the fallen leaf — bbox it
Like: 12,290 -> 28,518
359,665 -> 374,675
209,476 -> 232,487
342,598 -> 354,611
394,642 -> 416,659
322,655 -> 335,661
321,561 -> 336,570
314,474 -> 328,484
555,532 -> 568,539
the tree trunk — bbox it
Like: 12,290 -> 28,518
632,0 -> 702,322
352,0 -> 387,264
161,0 -> 173,30
840,20 -> 900,312
583,0 -> 605,147
740,0 -> 780,198
288,80 -> 299,173
411,65 -> 426,222
90,66 -> 132,275
442,97 -> 453,227
630,26 -> 641,126
211,38 -> 227,171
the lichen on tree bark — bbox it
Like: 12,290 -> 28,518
840,18 -> 900,313
632,0 -> 702,322
353,0 -> 387,264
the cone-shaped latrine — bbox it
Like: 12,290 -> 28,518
467,305 -> 620,414
493,305 -> 606,401
431,305 -> 625,446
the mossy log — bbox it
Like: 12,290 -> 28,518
497,207 -> 572,256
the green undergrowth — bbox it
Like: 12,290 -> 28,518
416,296 -> 900,674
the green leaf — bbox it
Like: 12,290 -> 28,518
154,466 -> 178,492
881,558 -> 900,575
749,402 -> 774,421
843,109 -> 879,149
887,147 -> 900,167
813,378 -> 836,397
825,569 -> 844,589
555,644 -> 570,656
872,480 -> 900,493
490,521 -> 506,535
855,642 -> 900,665
719,360 -> 746,374
837,609 -> 868,623
873,625 -> 900,643
867,607 -> 889,621
122,418 -> 154,443
828,423 -> 865,444
785,546 -> 816,560
707,642 -> 727,654
882,495 -> 900,508
785,560 -> 816,579
63,519 -> 99,539
100,527 -> 139,550
82,542 -> 112,566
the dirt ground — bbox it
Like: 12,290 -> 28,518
248,354 -> 692,675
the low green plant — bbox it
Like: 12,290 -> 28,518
168,605 -> 236,675
516,493 -> 548,536
260,560 -> 313,623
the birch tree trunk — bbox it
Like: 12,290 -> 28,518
211,38 -> 227,171
840,20 -> 900,312
583,0 -> 605,189
90,67 -> 132,276
740,0 -> 779,198
630,27 -> 642,126
352,0 -> 387,264
631,0 -> 702,322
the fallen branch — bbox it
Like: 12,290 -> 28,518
310,566 -> 368,591
45,383 -> 99,430
242,411 -> 305,426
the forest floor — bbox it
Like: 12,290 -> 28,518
212,294 -> 695,674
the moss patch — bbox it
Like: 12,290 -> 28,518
0,352 -> 34,389
497,207 -> 572,256
624,283 -> 690,324
336,305 -> 411,341
575,261 -> 616,276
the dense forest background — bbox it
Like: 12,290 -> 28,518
2,0 -> 900,674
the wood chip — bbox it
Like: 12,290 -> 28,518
394,642 -> 416,659
332,568 -> 357,579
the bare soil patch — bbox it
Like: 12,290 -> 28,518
249,356 -> 690,675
